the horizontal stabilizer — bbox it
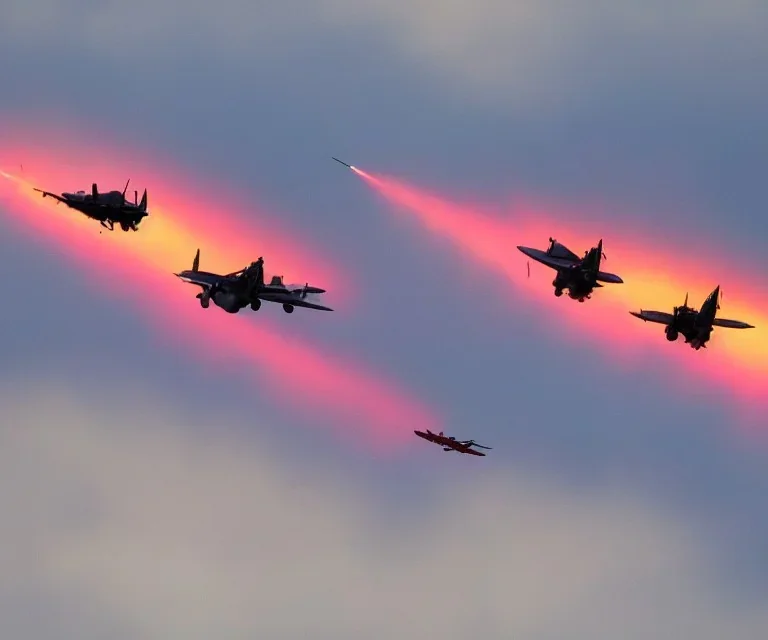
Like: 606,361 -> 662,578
294,285 -> 326,295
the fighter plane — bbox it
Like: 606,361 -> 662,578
413,429 -> 492,456
33,179 -> 148,232
630,286 -> 754,350
175,249 -> 333,314
517,237 -> 624,301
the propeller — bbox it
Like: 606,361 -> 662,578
301,283 -> 309,298
526,261 -> 530,278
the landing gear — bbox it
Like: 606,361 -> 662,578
250,299 -> 261,311
197,291 -> 211,309
554,288 -> 563,297
282,304 -> 294,314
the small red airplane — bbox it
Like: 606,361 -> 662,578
414,429 -> 492,456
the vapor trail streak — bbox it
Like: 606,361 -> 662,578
0,135 -> 440,447
352,167 -> 768,423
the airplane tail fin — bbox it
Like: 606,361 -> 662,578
192,249 -> 200,272
139,188 -> 148,212
581,239 -> 603,273
697,285 -> 719,325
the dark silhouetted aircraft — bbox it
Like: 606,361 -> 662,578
414,429 -> 492,456
175,249 -> 333,314
630,285 -> 754,350
33,179 -> 148,231
517,237 -> 623,302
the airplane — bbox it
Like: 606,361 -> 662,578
33,179 -> 148,232
630,285 -> 754,350
175,249 -> 333,314
413,429 -> 492,456
517,237 -> 623,301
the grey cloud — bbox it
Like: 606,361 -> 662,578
1,380 -> 767,639
4,1 -> 766,110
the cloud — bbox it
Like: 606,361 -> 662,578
1,378 -> 766,639
3,1 -> 766,111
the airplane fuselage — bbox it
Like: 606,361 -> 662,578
38,188 -> 148,231
663,310 -> 716,350
553,267 -> 596,302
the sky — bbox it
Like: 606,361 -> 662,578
1,1 -> 767,638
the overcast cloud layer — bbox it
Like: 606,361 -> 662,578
2,381 -> 768,640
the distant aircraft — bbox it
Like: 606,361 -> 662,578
630,285 -> 754,350
517,237 -> 623,302
175,249 -> 333,314
414,429 -> 492,456
33,179 -> 148,232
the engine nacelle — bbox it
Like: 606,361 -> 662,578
665,326 -> 678,341
213,292 -> 243,314
283,304 -> 294,314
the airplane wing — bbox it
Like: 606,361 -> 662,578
712,318 -> 755,329
516,246 -> 577,270
596,270 -> 624,284
461,448 -> 486,456
175,271 -> 226,290
629,310 -> 675,325
33,188 -> 66,203
286,298 -> 333,312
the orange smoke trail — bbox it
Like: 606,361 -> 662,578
0,138 -> 440,447
353,167 -> 768,419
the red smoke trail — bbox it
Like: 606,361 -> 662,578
351,166 -> 768,422
0,129 -> 440,447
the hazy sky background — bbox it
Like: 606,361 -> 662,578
1,2 -> 767,638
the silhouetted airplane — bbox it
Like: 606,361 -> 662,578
175,249 -> 332,314
517,237 -> 623,301
414,429 -> 492,456
630,285 -> 754,349
33,179 -> 148,231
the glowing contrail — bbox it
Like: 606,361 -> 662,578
0,134 -> 440,446
349,166 -> 768,418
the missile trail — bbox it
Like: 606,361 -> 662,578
346,165 -> 768,428
0,128 -> 441,447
